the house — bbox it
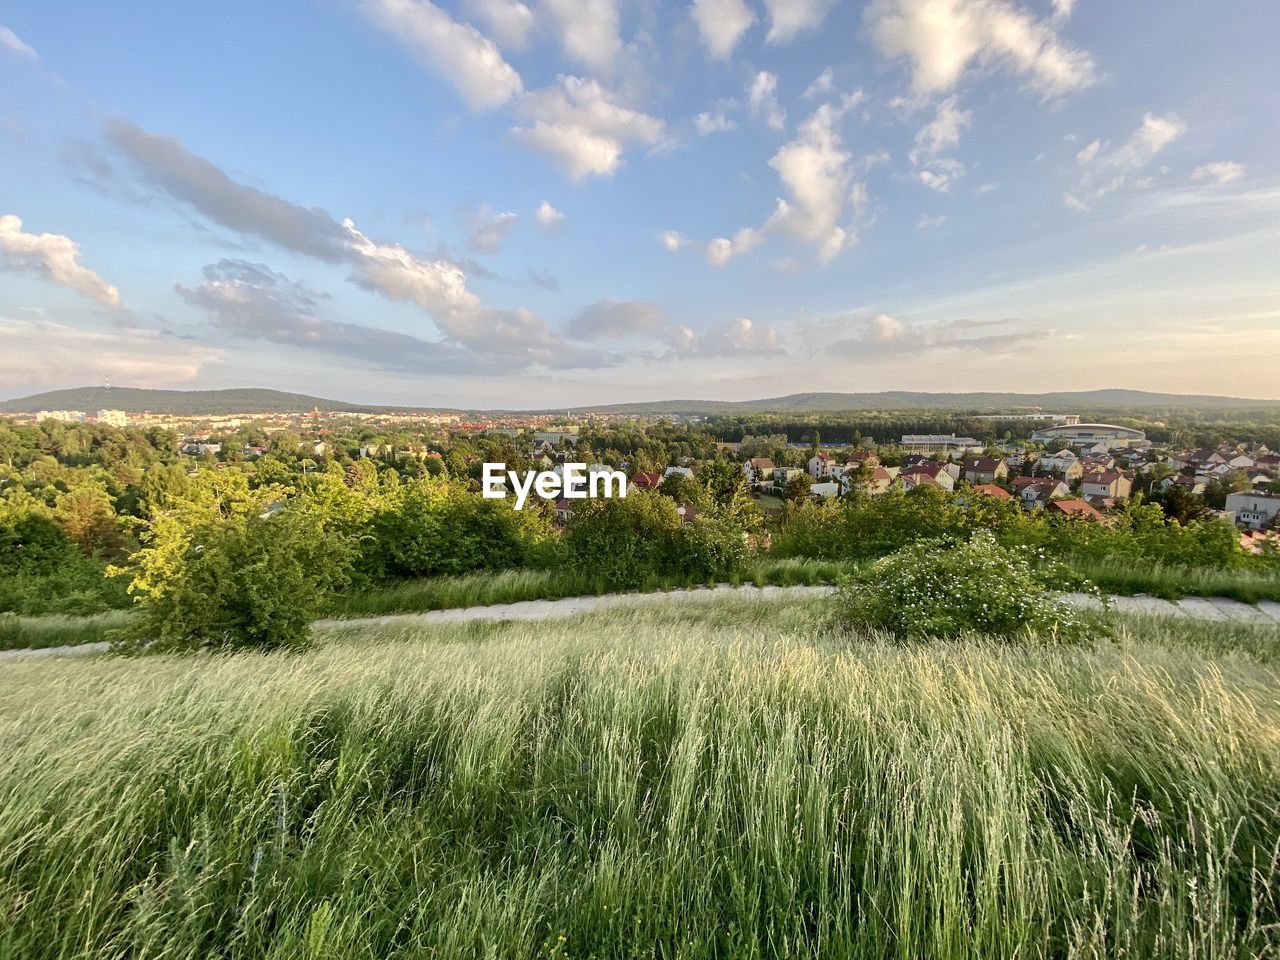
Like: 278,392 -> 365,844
629,471 -> 663,492
663,466 -> 694,479
961,456 -> 1008,485
1037,449 -> 1083,480
553,497 -> 573,525
970,483 -> 1013,501
1079,454 -> 1116,473
771,467 -> 804,488
899,471 -> 946,492
807,452 -> 834,478
899,461 -> 955,490
1160,474 -> 1206,497
1080,470 -> 1132,502
841,465 -> 895,496
1013,476 -> 1070,507
1046,498 -> 1104,521
1225,491 -> 1280,531
744,458 -> 775,487
809,481 -> 841,499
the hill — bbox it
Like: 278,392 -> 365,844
3,385 -> 1278,417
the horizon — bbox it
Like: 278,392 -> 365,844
3,1 -> 1279,405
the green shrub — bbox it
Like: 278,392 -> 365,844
835,531 -> 1097,644
113,500 -> 353,654
563,492 -> 684,590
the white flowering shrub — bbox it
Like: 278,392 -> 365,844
835,531 -> 1098,644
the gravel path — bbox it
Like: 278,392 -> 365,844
3,585 -> 1278,660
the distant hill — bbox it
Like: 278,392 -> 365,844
0,387 -> 420,416
562,389 -> 1280,416
2,386 -> 1278,417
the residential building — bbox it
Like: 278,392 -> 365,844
1225,491 -> 1280,531
969,484 -> 1013,501
1046,498 -> 1105,521
1013,476 -> 1070,507
961,456 -> 1008,485
95,409 -> 128,427
1080,470 -> 1132,502
807,453 -> 834,478
1036,449 -> 1083,480
629,471 -> 663,492
35,410 -> 86,423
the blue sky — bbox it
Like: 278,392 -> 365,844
2,0 -> 1278,406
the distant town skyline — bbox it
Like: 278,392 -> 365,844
2,1 -> 1279,405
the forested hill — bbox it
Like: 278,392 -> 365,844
0,388 -> 422,416
2,386 -> 1278,416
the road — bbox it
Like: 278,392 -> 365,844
3,584 -> 1278,660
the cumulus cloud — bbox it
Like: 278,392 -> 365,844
826,313 -> 1033,359
803,67 -> 836,99
0,25 -> 36,58
762,0 -> 838,43
0,316 -> 220,390
534,200 -> 565,230
569,299 -> 667,339
667,317 -> 784,357
866,0 -> 1097,99
908,95 -> 972,192
694,109 -> 737,135
540,0 -> 621,74
513,75 -> 666,179
106,117 -> 600,371
692,0 -> 756,59
1065,112 -> 1186,209
361,0 -> 523,110
747,71 -> 787,131
1192,161 -> 1245,186
683,101 -> 864,268
0,214 -> 121,307
661,230 -> 686,251
178,259 -> 475,373
463,0 -> 536,50
466,204 -> 520,252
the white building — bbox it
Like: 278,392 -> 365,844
899,434 -> 983,454
1225,491 -> 1280,531
1030,423 -> 1146,448
96,409 -> 128,427
36,410 -> 86,423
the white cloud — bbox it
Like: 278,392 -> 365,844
661,230 -> 687,251
803,67 -> 836,99
513,75 -> 666,179
866,0 -> 1097,99
909,96 -> 972,164
694,109 -> 736,135
540,0 -> 621,74
534,200 -> 565,230
1051,0 -> 1074,20
826,313 -> 1033,359
692,0 -> 756,59
917,161 -> 965,192
668,317 -> 784,356
0,25 -> 36,58
762,0 -> 838,43
747,71 -> 786,131
0,317 -> 220,389
467,205 -> 520,252
917,213 -> 947,228
1192,161 -> 1245,186
705,227 -> 764,266
691,102 -> 863,268
1067,112 -> 1186,209
463,0 -> 536,49
0,214 -> 121,307
361,0 -> 523,110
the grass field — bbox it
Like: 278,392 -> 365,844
2,597 -> 1279,958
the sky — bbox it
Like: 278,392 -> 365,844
1,0 -> 1278,407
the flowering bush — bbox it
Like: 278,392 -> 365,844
834,531 -> 1099,644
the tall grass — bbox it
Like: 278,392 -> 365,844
2,597 -> 1278,958
330,558 -> 859,617
1063,558 -> 1280,602
0,609 -> 132,651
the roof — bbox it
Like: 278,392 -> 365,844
964,457 -> 1004,471
1083,470 -> 1126,484
630,471 -> 663,489
1046,498 -> 1104,520
748,458 -> 775,469
971,484 -> 1012,500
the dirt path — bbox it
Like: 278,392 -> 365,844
3,585 -> 1278,660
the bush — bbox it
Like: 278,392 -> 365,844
114,501 -> 353,653
563,492 -> 684,590
834,531 -> 1097,644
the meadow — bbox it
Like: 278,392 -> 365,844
2,597 -> 1279,958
